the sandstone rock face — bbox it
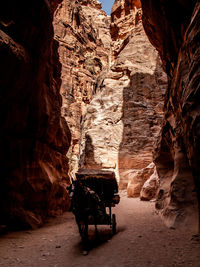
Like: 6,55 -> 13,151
0,0 -> 71,228
140,167 -> 159,201
127,163 -> 155,197
53,0 -> 111,175
79,0 -> 167,189
141,0 -> 200,228
111,0 -> 142,50
141,0 -> 196,76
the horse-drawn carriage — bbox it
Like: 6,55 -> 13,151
67,170 -> 120,250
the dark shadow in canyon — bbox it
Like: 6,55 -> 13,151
118,56 -> 166,189
0,0 -> 71,229
74,227 -> 124,255
79,134 -> 103,170
80,134 -> 95,169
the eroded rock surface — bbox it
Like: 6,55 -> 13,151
140,167 -> 159,201
141,0 -> 200,228
79,0 -> 167,189
54,0 -> 111,175
0,0 -> 71,228
127,163 -> 155,198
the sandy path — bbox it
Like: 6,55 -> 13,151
0,192 -> 200,267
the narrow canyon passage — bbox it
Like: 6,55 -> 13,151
0,0 -> 200,265
0,193 -> 200,267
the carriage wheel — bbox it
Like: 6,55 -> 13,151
112,214 -> 116,235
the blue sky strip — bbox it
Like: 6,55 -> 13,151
99,0 -> 115,15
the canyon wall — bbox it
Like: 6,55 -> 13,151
141,0 -> 200,228
54,0 -> 111,175
0,0 -> 71,229
2,0 -> 199,230
79,0 -> 167,192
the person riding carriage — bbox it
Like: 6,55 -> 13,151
67,170 -> 120,255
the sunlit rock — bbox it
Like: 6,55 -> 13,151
79,0 -> 167,190
140,167 -> 159,201
54,0 -> 111,175
127,162 -> 155,197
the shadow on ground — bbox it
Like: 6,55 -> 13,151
74,225 -> 126,255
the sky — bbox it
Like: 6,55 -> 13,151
99,0 -> 115,15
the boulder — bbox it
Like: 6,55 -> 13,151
127,163 -> 155,197
140,168 -> 159,201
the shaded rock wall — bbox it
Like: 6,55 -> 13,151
141,0 -> 200,228
79,0 -> 167,189
0,0 -> 71,228
54,0 -> 111,175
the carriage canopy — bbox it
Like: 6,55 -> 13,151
75,170 -> 119,203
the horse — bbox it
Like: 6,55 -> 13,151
67,180 -> 105,253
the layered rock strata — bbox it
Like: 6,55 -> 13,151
79,0 -> 167,189
141,0 -> 200,228
54,0 -> 111,175
0,0 -> 71,228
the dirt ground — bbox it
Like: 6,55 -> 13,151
0,192 -> 200,267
